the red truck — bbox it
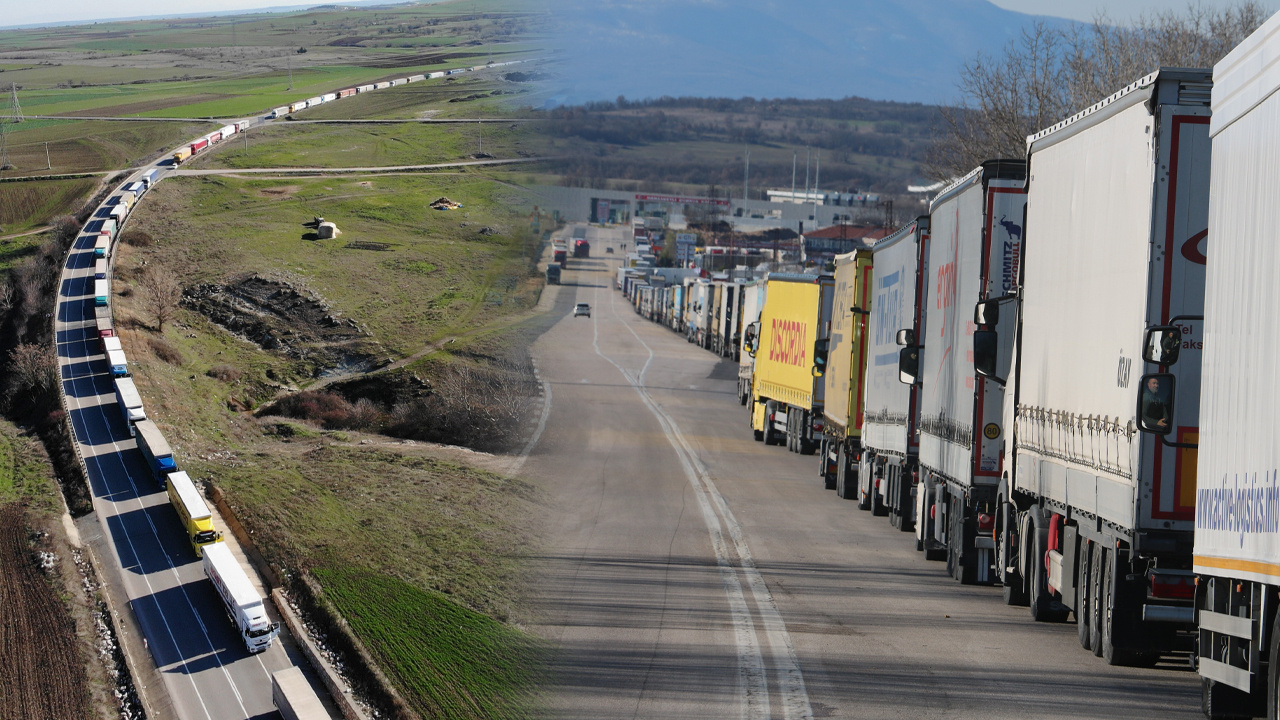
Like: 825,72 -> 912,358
574,239 -> 590,258
553,242 -> 568,267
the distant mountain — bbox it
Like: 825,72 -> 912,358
549,0 -> 1075,105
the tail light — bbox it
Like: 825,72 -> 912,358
812,418 -> 824,432
977,513 -> 995,533
1150,572 -> 1195,600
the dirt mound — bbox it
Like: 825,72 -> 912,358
0,504 -> 90,720
183,275 -> 381,375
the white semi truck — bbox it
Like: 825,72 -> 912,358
859,218 -> 929,525
202,542 -> 279,653
976,67 -> 1211,663
1193,12 -> 1280,717
913,160 -> 1026,585
113,377 -> 145,435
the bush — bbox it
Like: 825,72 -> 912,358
206,364 -> 243,383
148,337 -> 185,366
119,229 -> 153,247
267,390 -> 383,431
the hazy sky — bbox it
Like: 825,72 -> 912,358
989,0 -> 1277,22
6,0 -> 1278,30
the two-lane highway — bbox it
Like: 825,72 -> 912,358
523,224 -> 1203,719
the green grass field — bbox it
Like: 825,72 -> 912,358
316,566 -> 543,719
0,421 -> 61,513
0,177 -> 98,235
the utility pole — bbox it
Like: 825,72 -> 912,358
44,141 -> 50,169
9,83 -> 22,123
812,152 -> 820,232
791,151 -> 797,199
743,146 -> 749,203
478,121 -> 483,155
287,55 -> 293,91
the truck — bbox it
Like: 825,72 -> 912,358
269,106 -> 290,119
93,279 -> 109,306
99,217 -> 117,241
909,160 -> 1026,584
574,239 -> 590,258
172,147 -> 192,164
219,124 -> 237,138
167,470 -> 222,556
818,247 -> 873,498
113,376 -> 145,434
1192,15 -> 1280,716
858,218 -> 930,524
545,263 -> 561,285
134,418 -> 177,486
736,280 -> 767,405
747,273 -> 834,454
108,204 -> 127,225
94,236 -> 110,259
976,68 -> 1211,662
141,168 -> 159,189
190,138 -> 208,155
271,667 -> 329,720
202,542 -> 279,653
553,242 -> 568,267
94,305 -> 113,340
94,258 -> 108,280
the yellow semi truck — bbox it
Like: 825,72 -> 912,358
817,249 -> 873,497
167,471 -> 223,557
747,273 -> 834,454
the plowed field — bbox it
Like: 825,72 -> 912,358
0,503 -> 89,720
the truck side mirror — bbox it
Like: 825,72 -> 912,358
973,329 -> 1001,383
896,329 -> 915,346
1136,373 -> 1175,435
974,299 -> 999,326
899,346 -> 920,385
813,338 -> 829,377
1143,326 -> 1182,366
745,322 -> 759,357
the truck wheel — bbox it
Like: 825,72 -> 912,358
1090,542 -> 1105,655
1101,549 -> 1159,667
753,429 -> 764,442
871,474 -> 888,517
999,502 -> 1028,606
1203,677 -> 1256,720
1077,538 -> 1092,649
1029,510 -> 1069,623
822,443 -> 837,490
763,416 -> 780,446
836,446 -> 856,500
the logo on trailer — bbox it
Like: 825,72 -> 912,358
769,318 -> 809,367
1181,229 -> 1208,265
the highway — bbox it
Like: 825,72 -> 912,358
523,224 -> 1204,719
56,191 -> 314,719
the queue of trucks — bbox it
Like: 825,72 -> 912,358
608,17 -> 1280,713
73,160 -> 281,655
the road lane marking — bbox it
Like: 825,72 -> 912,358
590,286 -> 771,720
599,282 -> 814,720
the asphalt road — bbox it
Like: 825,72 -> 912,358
522,224 -> 1204,720
55,155 -> 317,720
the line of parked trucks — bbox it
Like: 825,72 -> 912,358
613,15 -> 1280,716
78,162 -> 281,655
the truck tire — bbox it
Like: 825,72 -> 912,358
823,442 -> 837,490
763,403 -> 780,446
1029,510 -> 1069,623
1203,677 -> 1256,720
948,492 -> 979,584
753,429 -> 764,442
836,445 -> 856,500
999,501 -> 1028,606
857,462 -> 872,511
1101,548 -> 1159,667
1077,538 -> 1092,649
1090,542 -> 1105,656
871,471 -> 888,517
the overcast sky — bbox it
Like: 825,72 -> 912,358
5,0 -> 1278,31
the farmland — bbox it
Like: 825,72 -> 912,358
0,422 -> 119,720
0,0 -> 546,229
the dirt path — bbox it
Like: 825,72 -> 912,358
0,504 -> 89,720
0,226 -> 51,241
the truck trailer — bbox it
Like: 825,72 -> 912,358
748,273 -> 833,454
166,471 -> 222,557
859,218 -> 930,523
272,667 -> 329,720
1192,13 -> 1280,716
819,247 -> 873,498
134,419 -> 176,486
545,264 -> 561,285
93,279 -> 109,306
113,376 -> 145,434
94,305 -> 113,340
202,542 -> 279,653
913,160 -> 1026,584
978,68 -> 1211,662
736,280 -> 767,405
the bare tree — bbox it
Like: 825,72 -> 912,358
138,268 -> 183,332
929,2 -> 1268,180
9,343 -> 58,402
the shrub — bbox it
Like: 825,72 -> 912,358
148,337 -> 185,366
119,229 -> 153,247
206,364 -> 243,383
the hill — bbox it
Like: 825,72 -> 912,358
548,0 -> 1073,105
